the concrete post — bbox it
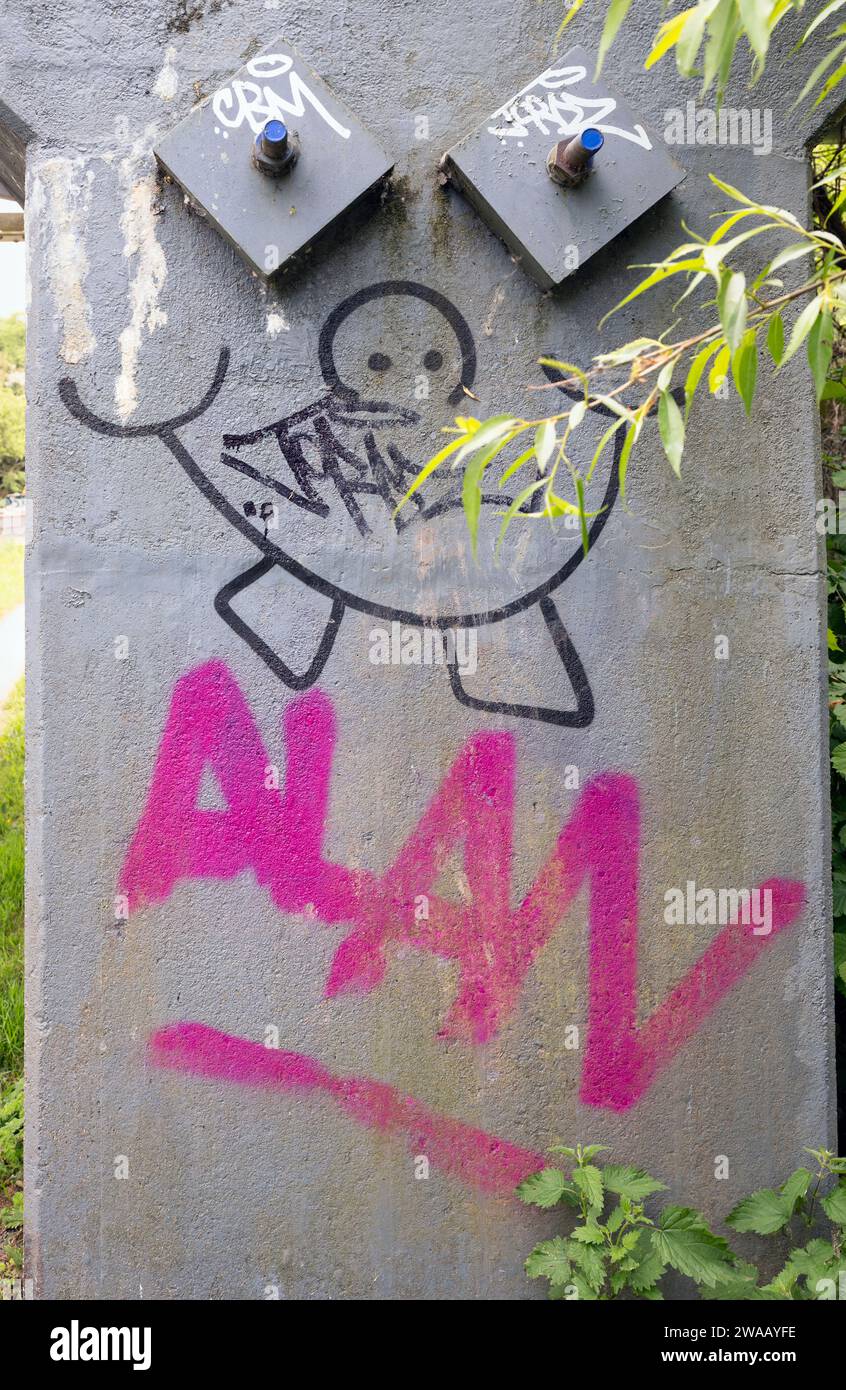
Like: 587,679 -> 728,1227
3,1 -> 836,1297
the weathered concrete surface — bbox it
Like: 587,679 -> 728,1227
3,0 -> 837,1297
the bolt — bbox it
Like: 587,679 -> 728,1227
253,118 -> 299,177
547,127 -> 604,188
262,118 -> 288,158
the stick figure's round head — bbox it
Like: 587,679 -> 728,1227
318,280 -> 477,410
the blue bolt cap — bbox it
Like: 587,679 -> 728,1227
580,127 -> 604,153
263,119 -> 288,145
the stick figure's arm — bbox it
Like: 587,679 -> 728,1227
59,348 -> 230,440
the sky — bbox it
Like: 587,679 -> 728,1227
0,243 -> 26,318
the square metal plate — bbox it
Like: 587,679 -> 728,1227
442,45 -> 685,290
154,36 -> 394,280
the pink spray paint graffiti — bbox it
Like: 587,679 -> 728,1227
150,1022 -> 547,1194
122,661 -> 805,1192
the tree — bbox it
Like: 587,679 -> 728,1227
0,388 -> 24,468
398,1 -> 846,552
0,314 -> 24,375
0,314 -> 25,491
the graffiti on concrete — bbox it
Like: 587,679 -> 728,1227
58,280 -> 804,1195
150,1021 -> 546,1196
121,660 -> 805,1190
487,61 -> 654,149
212,51 -> 352,140
59,280 -> 635,727
222,283 -> 479,537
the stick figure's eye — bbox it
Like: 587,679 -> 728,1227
423,350 -> 443,371
368,352 -> 392,371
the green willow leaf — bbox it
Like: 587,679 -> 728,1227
498,445 -> 536,488
738,0 -> 772,64
574,476 -> 590,556
555,0 -> 585,42
658,389 -> 685,476
731,329 -> 758,415
807,309 -> 834,401
534,419 -> 557,473
617,418 -> 640,502
780,294 -> 823,368
495,478 -> 547,555
462,429 -> 520,558
709,174 -> 757,207
393,433 -> 465,516
588,416 -> 626,483
752,242 -> 815,293
802,0 -> 846,46
596,0 -> 635,76
815,60 -> 846,107
795,38 -> 846,106
703,0 -> 740,96
599,260 -> 706,327
718,269 -> 748,352
767,311 -> 785,366
646,7 -> 699,71
708,342 -> 730,394
454,415 -> 519,466
537,358 -> 589,400
675,3 -> 713,76
685,339 -> 723,419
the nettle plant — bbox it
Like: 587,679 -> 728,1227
397,0 -> 846,554
518,1144 -> 846,1300
725,1146 -> 846,1299
517,1144 -> 739,1299
827,531 -> 846,994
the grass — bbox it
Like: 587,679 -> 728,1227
0,678 -> 23,1281
0,678 -> 23,1076
0,541 -> 23,623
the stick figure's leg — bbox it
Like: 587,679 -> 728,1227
447,596 -> 594,728
214,558 -> 345,692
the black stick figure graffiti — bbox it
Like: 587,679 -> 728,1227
60,280 -> 627,727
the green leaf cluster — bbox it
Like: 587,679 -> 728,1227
0,1076 -> 22,1179
828,531 -> 846,998
518,1143 -> 737,1299
726,1149 -> 846,1298
519,1142 -> 846,1300
0,315 -> 25,471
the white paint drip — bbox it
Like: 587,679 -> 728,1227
153,46 -> 179,102
266,311 -> 289,339
31,158 -> 96,364
114,148 -> 168,421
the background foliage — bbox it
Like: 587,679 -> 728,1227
0,314 -> 25,497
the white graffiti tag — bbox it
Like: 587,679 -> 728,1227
212,53 -> 351,140
488,64 -> 652,151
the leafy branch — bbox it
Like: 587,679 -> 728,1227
564,0 -> 846,109
397,174 -> 845,554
